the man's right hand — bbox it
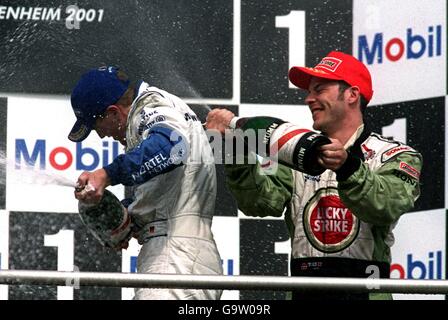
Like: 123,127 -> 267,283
75,168 -> 111,204
317,138 -> 348,171
205,108 -> 235,135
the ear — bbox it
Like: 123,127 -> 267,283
347,86 -> 361,105
105,105 -> 120,116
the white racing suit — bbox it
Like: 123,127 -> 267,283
104,81 -> 222,300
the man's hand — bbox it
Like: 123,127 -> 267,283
205,108 -> 235,135
317,138 -> 348,171
75,168 -> 111,204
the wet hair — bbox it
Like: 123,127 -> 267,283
337,80 -> 368,114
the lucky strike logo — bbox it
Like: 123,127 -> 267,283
358,25 -> 442,65
15,139 -> 121,171
304,189 -> 359,253
310,195 -> 354,244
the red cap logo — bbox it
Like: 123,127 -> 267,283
288,51 -> 374,103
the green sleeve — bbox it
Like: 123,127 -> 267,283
338,152 -> 422,226
224,158 -> 294,218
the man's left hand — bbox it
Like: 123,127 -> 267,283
75,168 -> 111,204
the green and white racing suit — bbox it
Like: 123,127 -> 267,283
225,123 -> 422,300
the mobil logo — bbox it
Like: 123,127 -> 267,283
15,139 -> 121,171
390,250 -> 443,280
358,25 -> 442,65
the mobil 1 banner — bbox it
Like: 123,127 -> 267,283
9,211 -> 121,300
0,0 -> 232,99
364,97 -> 445,212
241,0 -> 352,104
353,0 -> 446,105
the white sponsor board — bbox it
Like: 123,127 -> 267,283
354,0 -> 446,104
6,96 -> 124,213
120,238 -> 142,300
212,216 -> 240,299
391,209 -> 446,300
239,104 -> 313,129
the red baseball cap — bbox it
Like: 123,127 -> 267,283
288,51 -> 373,102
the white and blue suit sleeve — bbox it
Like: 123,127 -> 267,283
103,98 -> 191,186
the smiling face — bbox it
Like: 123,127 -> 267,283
305,77 -> 351,136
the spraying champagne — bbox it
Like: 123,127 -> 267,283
76,183 -> 132,249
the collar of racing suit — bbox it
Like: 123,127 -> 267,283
345,123 -> 372,161
124,81 -> 155,152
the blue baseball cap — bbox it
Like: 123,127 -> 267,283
68,66 -> 130,142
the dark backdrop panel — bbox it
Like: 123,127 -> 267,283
9,211 -> 121,300
241,0 -> 352,104
0,0 -> 233,99
0,98 -> 6,209
365,97 -> 445,212
240,219 -> 290,300
190,104 -> 240,217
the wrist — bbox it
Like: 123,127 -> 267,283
100,167 -> 113,186
335,153 -> 361,181
228,116 -> 240,130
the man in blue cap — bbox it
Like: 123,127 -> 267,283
69,66 -> 223,300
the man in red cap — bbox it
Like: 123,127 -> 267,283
206,51 -> 423,300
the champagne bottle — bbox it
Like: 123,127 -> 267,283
78,188 -> 132,249
230,116 -> 330,175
